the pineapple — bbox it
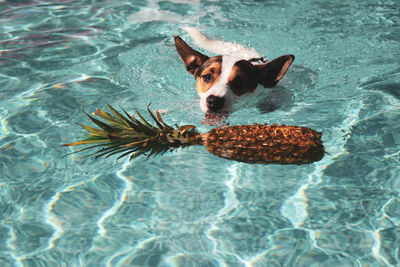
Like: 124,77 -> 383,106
203,124 -> 324,164
63,104 -> 324,164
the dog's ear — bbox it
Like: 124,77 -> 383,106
174,36 -> 209,76
256,55 -> 294,88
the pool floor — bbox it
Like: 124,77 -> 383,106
0,0 -> 399,266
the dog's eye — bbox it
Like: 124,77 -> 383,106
202,74 -> 212,83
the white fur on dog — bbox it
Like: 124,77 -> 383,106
183,27 -> 261,60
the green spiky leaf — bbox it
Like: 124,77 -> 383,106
63,104 -> 200,160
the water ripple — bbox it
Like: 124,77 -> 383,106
0,0 -> 399,265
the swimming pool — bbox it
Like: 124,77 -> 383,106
1,0 -> 399,266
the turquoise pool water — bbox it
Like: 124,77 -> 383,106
1,0 -> 399,266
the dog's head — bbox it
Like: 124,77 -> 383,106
174,36 -> 294,114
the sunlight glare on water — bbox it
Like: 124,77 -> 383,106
0,0 -> 399,266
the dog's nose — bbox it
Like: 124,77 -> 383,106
206,95 -> 225,112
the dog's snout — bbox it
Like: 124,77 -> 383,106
206,95 -> 225,112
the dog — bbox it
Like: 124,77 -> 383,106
174,27 -> 294,115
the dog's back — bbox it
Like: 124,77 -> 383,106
182,27 -> 261,60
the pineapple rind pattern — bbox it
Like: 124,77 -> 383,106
203,124 -> 324,164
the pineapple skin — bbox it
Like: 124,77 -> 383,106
202,124 -> 324,164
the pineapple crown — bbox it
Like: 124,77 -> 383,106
63,104 -> 200,161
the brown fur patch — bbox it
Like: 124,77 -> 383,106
195,58 -> 222,93
227,60 -> 260,96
